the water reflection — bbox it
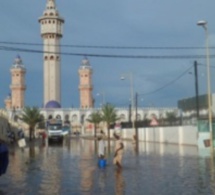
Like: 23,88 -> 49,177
98,169 -> 107,192
79,141 -> 96,194
1,139 -> 215,194
114,169 -> 125,195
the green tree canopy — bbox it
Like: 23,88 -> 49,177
165,111 -> 177,125
19,106 -> 43,140
87,111 -> 102,137
101,103 -> 119,140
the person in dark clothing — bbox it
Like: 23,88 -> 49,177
0,140 -> 9,176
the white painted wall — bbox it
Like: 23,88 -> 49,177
110,125 -> 198,146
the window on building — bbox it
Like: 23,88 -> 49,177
56,115 -> 61,119
72,115 -> 77,122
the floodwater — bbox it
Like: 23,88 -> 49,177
1,137 -> 215,195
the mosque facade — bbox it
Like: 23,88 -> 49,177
4,0 -> 179,133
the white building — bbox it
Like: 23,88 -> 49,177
4,0 -> 179,134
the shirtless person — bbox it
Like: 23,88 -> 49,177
113,132 -> 124,169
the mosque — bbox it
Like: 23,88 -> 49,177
3,0 -> 178,133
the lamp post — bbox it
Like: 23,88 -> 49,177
197,20 -> 213,153
120,73 -> 135,137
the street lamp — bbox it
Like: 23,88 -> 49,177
197,20 -> 213,152
120,73 -> 135,134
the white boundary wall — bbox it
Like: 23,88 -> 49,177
113,126 -> 198,146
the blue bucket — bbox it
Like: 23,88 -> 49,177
98,159 -> 106,168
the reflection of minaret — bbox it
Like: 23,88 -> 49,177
78,57 -> 93,109
38,0 -> 64,106
6,55 -> 26,109
79,139 -> 95,192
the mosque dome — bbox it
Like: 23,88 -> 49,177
45,100 -> 61,108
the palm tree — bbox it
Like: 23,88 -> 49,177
87,111 -> 102,138
101,103 -> 119,142
19,106 -> 43,141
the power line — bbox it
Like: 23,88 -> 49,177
0,41 -> 215,50
138,65 -> 193,96
0,46 -> 215,59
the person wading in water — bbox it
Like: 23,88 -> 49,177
113,132 -> 124,169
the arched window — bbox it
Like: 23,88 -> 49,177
50,13 -> 54,16
65,114 -> 69,121
72,114 -> 78,122
48,115 -> 53,120
50,56 -> 54,60
40,114 -> 45,121
81,114 -> 85,124
56,115 -> 61,119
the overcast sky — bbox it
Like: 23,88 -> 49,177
0,0 -> 215,108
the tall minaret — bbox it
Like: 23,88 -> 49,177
38,0 -> 64,106
9,55 -> 26,109
78,57 -> 93,109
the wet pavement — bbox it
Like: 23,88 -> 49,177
1,137 -> 215,195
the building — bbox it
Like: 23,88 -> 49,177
178,94 -> 215,125
4,55 -> 26,110
79,57 -> 93,109
38,0 -> 64,107
4,0 -> 179,134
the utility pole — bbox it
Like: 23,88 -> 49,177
194,61 -> 199,120
135,92 -> 139,153
128,103 -> 131,123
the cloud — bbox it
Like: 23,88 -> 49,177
0,0 -> 215,108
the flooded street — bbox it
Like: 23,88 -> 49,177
1,138 -> 215,195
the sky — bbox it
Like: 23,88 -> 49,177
0,0 -> 215,109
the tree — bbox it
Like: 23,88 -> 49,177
165,111 -> 177,125
143,113 -> 150,126
19,106 -> 43,141
101,103 -> 119,142
87,111 -> 102,138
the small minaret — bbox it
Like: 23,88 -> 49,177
9,55 -> 26,109
78,57 -> 93,109
38,0 -> 64,106
4,93 -> 12,109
